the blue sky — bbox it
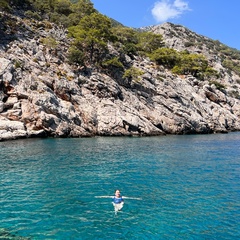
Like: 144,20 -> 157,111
91,0 -> 240,50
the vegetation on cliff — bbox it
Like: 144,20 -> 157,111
2,0 -> 239,84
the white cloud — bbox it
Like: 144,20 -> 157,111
151,0 -> 190,23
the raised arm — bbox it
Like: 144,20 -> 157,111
122,196 -> 142,200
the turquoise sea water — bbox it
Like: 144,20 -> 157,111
0,133 -> 240,239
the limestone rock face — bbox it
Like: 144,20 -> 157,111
0,13 -> 240,141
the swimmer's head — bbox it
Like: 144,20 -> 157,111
115,190 -> 121,196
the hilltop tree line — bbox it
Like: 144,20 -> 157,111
0,0 -> 222,81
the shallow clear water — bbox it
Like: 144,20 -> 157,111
0,133 -> 240,239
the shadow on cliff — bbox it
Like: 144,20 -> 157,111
0,11 -> 30,49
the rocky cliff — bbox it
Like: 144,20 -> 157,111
0,12 -> 240,141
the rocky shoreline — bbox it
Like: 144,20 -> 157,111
0,13 -> 240,141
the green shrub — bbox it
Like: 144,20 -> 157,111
151,48 -> 219,80
171,65 -> 182,75
123,67 -> 144,81
123,43 -> 138,56
41,36 -> 57,49
203,67 -> 219,79
222,59 -> 240,75
67,46 -> 85,65
14,60 -> 22,69
0,0 -> 10,11
137,31 -> 164,53
184,41 -> 195,47
149,48 -> 179,68
25,10 -> 41,20
102,57 -> 124,69
54,0 -> 72,15
68,12 -> 112,63
112,26 -> 138,45
178,53 -> 208,77
209,80 -> 226,90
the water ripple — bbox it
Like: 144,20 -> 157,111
0,134 -> 240,239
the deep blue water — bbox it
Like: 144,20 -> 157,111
0,133 -> 240,239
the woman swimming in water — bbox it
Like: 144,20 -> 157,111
112,190 -> 124,212
95,190 -> 141,214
